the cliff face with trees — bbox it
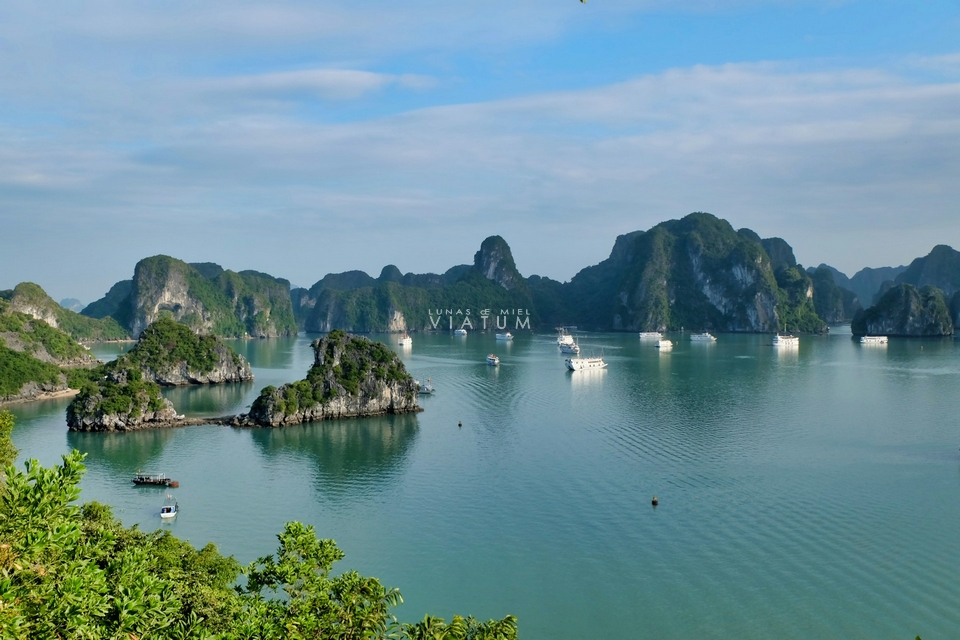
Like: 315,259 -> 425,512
852,284 -> 954,337
1,283 -> 127,342
248,330 -> 419,426
294,237 -> 535,333
66,318 -> 253,430
893,245 -> 960,297
114,317 -> 253,385
809,266 -> 862,323
82,256 -> 298,339
529,213 -> 825,333
0,295 -> 105,404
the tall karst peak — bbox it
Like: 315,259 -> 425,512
474,236 -> 525,292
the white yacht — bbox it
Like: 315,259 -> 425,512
690,332 -> 717,342
656,339 -> 673,350
559,341 -> 580,354
454,328 -> 468,336
772,333 -> 799,347
639,332 -> 662,340
417,378 -> 435,394
564,355 -> 607,371
486,354 -> 500,366
496,332 -> 513,340
860,335 -> 889,344
398,333 -> 412,347
556,328 -> 575,346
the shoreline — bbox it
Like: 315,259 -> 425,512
0,388 -> 80,407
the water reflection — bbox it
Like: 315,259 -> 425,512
66,428 -> 177,475
229,336 -> 301,369
248,413 -> 419,499
161,382 -> 255,416
87,341 -> 135,363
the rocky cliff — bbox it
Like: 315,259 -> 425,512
298,238 -> 535,333
809,266 -> 861,323
247,331 -> 419,427
852,284 -> 954,337
117,317 -> 253,385
530,213 -> 824,333
2,283 -> 128,342
474,236 -> 529,293
894,245 -> 960,297
84,257 -> 298,338
66,367 -> 178,432
0,297 -> 99,367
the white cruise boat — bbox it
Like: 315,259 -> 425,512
772,333 -> 799,347
416,378 -> 435,394
690,332 -> 716,342
564,355 -> 606,371
559,341 -> 580,354
556,328 -> 575,346
486,354 -> 500,366
454,328 -> 468,336
496,332 -> 513,340
656,339 -> 673,350
860,335 -> 889,344
398,333 -> 412,347
639,332 -> 662,340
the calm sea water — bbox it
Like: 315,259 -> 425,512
9,330 -> 960,639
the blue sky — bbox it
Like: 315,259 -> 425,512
2,0 -> 959,303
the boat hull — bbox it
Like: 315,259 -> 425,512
565,357 -> 607,371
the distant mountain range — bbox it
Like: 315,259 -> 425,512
5,212 -> 960,342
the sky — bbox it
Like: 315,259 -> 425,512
1,0 -> 959,304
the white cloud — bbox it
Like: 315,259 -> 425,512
202,69 -> 435,101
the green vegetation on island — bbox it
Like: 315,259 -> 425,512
894,244 -> 960,297
809,266 -> 861,323
249,330 -> 419,426
66,318 -> 252,428
0,283 -> 128,343
115,316 -> 249,384
0,297 -> 93,365
530,213 -> 826,333
0,412 -> 517,638
296,238 -> 535,333
83,256 -> 298,339
67,365 -> 169,430
0,296 -> 104,402
0,341 -> 65,400
852,283 -> 954,337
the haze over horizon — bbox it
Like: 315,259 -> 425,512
2,1 -> 958,303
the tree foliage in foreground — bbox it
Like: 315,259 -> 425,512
0,414 -> 517,639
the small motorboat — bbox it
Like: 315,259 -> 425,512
417,378 -> 436,394
160,499 -> 179,519
486,354 -> 500,366
454,328 -> 468,336
496,332 -> 513,340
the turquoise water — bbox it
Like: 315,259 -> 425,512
9,330 -> 960,639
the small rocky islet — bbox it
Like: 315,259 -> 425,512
66,324 -> 419,432
66,317 -> 254,432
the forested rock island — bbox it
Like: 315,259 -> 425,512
246,330 -> 420,427
6,212 -> 960,346
66,318 -> 254,431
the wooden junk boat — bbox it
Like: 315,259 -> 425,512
132,472 -> 179,488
